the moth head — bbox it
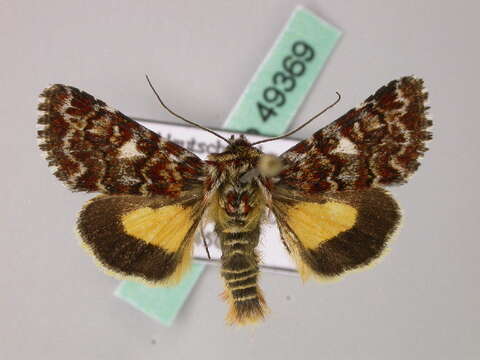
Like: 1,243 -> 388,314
257,154 -> 283,178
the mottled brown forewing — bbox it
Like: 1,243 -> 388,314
37,84 -> 204,197
279,77 -> 431,194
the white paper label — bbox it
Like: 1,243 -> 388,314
138,119 -> 297,273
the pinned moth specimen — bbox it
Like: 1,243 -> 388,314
37,76 -> 431,325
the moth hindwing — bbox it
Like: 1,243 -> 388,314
37,76 -> 431,325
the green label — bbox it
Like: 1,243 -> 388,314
115,263 -> 205,327
115,7 -> 341,327
223,7 -> 342,136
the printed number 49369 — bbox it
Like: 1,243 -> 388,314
257,41 -> 315,122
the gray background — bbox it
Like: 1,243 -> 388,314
1,1 -> 479,359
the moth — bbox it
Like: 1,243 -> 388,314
37,76 -> 431,325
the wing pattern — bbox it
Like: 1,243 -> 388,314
272,188 -> 401,280
279,77 -> 431,195
78,194 -> 203,284
37,84 -> 204,197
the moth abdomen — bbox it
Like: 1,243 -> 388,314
218,229 -> 268,325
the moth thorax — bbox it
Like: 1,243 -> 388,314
258,154 -> 283,178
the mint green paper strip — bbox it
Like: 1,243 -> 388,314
115,263 -> 205,326
224,6 -> 342,136
114,7 -> 340,327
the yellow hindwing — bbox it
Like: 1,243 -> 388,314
286,201 -> 358,249
121,204 -> 194,253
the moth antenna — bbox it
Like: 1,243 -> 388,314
200,224 -> 211,260
145,74 -> 232,145
251,92 -> 341,146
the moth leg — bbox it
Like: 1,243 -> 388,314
199,221 -> 211,260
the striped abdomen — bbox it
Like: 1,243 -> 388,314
218,226 -> 267,325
